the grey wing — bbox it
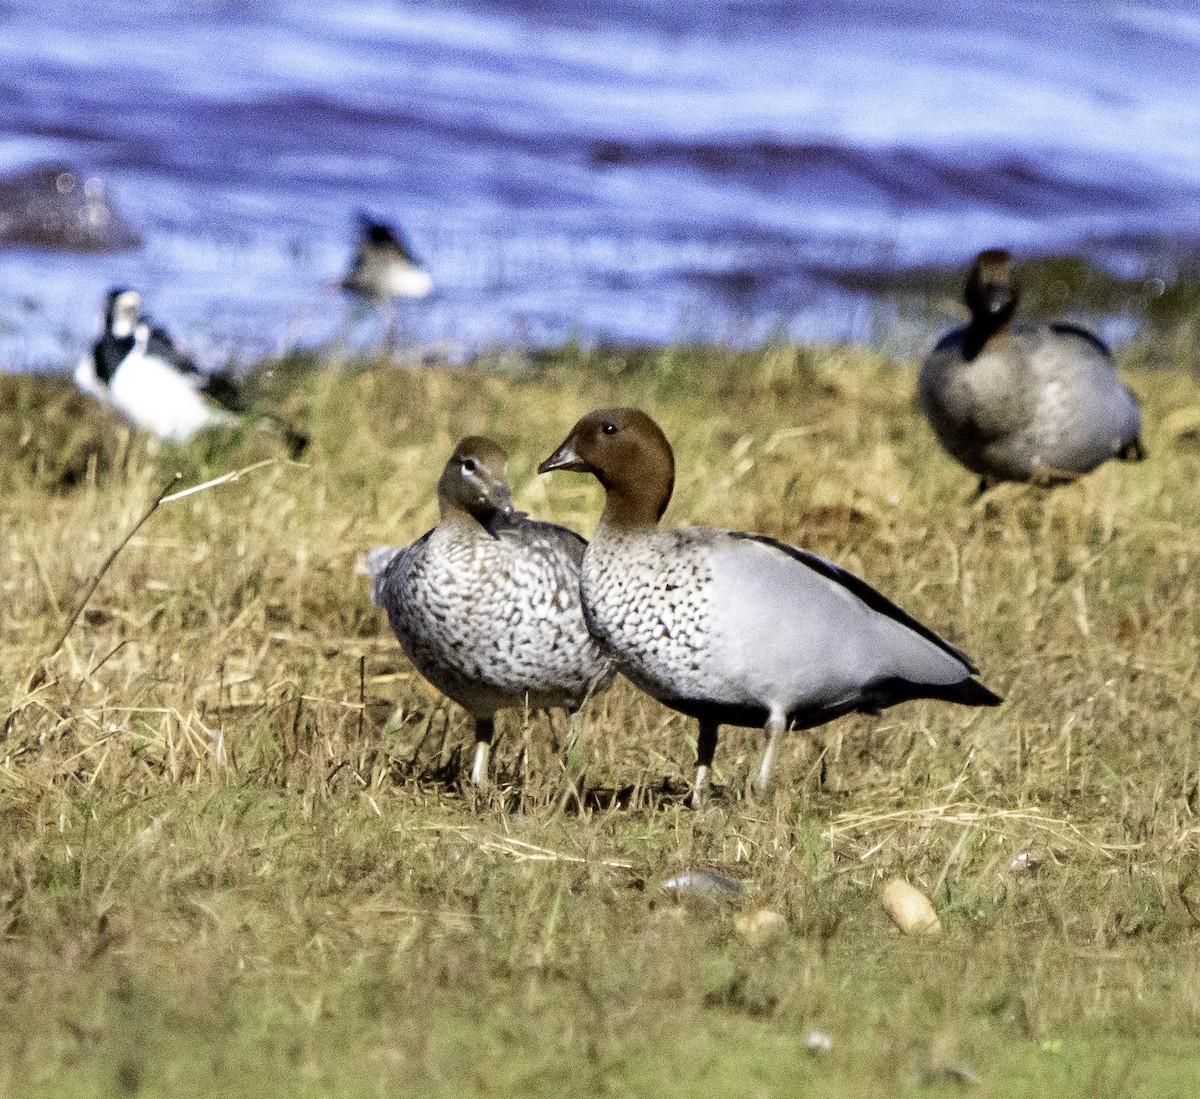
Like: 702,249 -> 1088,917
363,533 -> 429,609
728,533 -> 976,669
363,545 -> 401,581
516,517 -> 588,567
917,332 -> 963,421
708,532 -> 979,715
1036,330 -> 1143,468
1048,322 -> 1110,358
920,331 -> 1028,447
364,546 -> 402,609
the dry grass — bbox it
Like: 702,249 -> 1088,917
1,343 -> 1200,1096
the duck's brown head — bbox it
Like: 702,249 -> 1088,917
538,408 -> 675,528
964,248 -> 1019,329
437,436 -> 516,529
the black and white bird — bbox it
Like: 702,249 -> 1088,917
74,289 -> 306,453
339,214 -> 433,303
74,288 -> 241,442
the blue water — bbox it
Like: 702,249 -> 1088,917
2,0 -> 1199,369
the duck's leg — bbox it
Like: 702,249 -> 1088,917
689,719 -> 719,809
383,300 -> 399,355
340,298 -> 370,353
1119,436 -> 1146,462
559,707 -> 581,756
558,708 -> 586,814
564,708 -> 589,779
470,716 -> 495,787
754,708 -> 787,797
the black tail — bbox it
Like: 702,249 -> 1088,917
200,369 -> 247,413
862,675 -> 1003,715
264,416 -> 309,459
936,677 -> 1004,708
282,425 -> 310,459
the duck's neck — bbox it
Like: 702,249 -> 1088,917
438,502 -> 490,533
598,476 -> 671,531
962,311 -> 1013,362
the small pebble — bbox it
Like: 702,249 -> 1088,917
805,1031 -> 833,1055
735,908 -> 786,942
917,1064 -> 981,1086
662,870 -> 743,902
881,878 -> 941,935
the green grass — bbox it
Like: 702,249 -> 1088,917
2,340 -> 1200,1096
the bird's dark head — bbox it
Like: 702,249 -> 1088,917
538,408 -> 675,528
103,288 -> 141,338
964,249 -> 1019,328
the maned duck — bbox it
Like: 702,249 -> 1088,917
539,408 -> 1002,805
367,436 -> 614,787
920,249 -> 1144,490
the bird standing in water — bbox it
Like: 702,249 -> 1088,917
339,214 -> 433,351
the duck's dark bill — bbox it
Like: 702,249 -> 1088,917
538,439 -> 588,474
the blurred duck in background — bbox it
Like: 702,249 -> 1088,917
339,213 -> 432,351
340,213 -> 433,303
0,162 -> 141,253
919,249 -> 1144,492
75,288 -> 306,453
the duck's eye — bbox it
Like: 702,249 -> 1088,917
462,458 -> 478,473
601,423 -> 617,435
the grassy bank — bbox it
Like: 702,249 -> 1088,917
2,342 -> 1199,1096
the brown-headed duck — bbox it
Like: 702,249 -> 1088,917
539,408 -> 1001,804
920,249 -> 1144,490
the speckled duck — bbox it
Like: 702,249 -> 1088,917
920,249 -> 1144,490
539,408 -> 1002,805
367,436 -> 614,787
